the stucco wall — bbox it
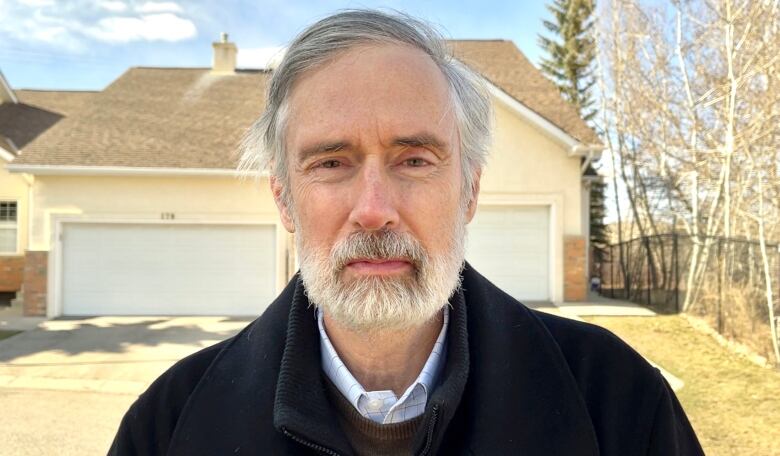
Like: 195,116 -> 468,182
480,101 -> 583,236
0,164 -> 30,257
29,174 -> 278,250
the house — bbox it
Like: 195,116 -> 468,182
5,36 -> 602,317
0,71 -> 94,298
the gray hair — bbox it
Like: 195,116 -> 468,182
238,9 -> 492,205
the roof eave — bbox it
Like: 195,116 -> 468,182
569,144 -> 605,159
0,146 -> 16,163
0,70 -> 18,104
483,78 -> 603,155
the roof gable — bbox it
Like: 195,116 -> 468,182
12,68 -> 269,169
448,40 -> 599,145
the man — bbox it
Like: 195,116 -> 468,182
110,9 -> 704,455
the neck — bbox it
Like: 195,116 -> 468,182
322,310 -> 444,396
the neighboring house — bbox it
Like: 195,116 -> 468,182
6,37 -> 602,318
0,70 -> 94,296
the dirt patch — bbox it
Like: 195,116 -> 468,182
584,315 -> 780,456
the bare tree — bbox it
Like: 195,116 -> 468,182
597,0 -> 780,361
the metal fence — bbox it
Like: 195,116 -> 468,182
601,233 -> 780,363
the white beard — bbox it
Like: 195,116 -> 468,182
297,214 -> 467,332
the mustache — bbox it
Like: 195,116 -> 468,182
330,229 -> 427,271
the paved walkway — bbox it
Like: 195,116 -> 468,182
559,291 -> 658,317
525,292 -> 657,318
0,315 -> 253,455
0,305 -> 45,331
0,316 -> 252,395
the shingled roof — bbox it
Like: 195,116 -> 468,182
0,89 -> 94,152
12,40 -> 599,170
13,68 -> 268,169
448,40 -> 599,145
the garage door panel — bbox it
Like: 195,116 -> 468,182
62,223 -> 276,316
466,206 -> 550,301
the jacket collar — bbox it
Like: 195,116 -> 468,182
273,274 -> 470,455
272,276 -> 355,454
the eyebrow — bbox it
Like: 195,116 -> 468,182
296,132 -> 449,165
297,141 -> 349,165
394,133 -> 447,152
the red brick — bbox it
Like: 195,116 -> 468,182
23,251 -> 48,317
0,256 -> 24,292
564,236 -> 587,302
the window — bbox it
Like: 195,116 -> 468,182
0,201 -> 18,254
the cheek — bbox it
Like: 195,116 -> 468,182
400,182 -> 463,246
291,181 -> 350,248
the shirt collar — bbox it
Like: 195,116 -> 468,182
317,306 -> 450,417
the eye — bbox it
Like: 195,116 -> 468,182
318,159 -> 342,169
404,158 -> 429,167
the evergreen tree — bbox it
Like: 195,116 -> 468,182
538,0 -> 609,273
538,0 -> 597,121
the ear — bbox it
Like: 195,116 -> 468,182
465,169 -> 481,223
270,175 -> 296,233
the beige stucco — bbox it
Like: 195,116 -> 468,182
472,99 -> 585,302
0,161 -> 30,256
480,100 -> 583,236
29,175 -> 278,249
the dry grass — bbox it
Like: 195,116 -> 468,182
692,285 -> 778,362
585,315 -> 780,456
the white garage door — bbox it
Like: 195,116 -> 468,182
466,206 -> 550,301
61,223 -> 277,316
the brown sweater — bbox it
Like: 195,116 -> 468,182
323,377 -> 424,455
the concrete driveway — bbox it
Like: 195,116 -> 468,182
0,316 -> 252,455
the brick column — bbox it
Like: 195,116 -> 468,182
23,251 -> 48,316
564,236 -> 587,302
0,256 -> 25,292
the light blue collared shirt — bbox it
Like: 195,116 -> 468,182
317,307 -> 449,424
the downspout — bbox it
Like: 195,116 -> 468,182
571,143 -> 606,294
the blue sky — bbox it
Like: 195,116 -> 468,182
0,0 -> 552,90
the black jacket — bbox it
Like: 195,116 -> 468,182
109,264 -> 704,455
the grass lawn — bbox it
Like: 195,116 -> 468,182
0,330 -> 21,342
585,315 -> 780,456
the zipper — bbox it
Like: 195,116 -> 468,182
281,427 -> 341,456
417,405 -> 440,456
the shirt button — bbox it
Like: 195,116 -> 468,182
368,398 -> 383,409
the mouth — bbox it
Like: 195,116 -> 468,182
344,258 -> 414,276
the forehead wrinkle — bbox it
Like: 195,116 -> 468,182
287,43 -> 456,162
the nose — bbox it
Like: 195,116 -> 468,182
348,161 -> 400,231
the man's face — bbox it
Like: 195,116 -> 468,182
273,43 -> 479,331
